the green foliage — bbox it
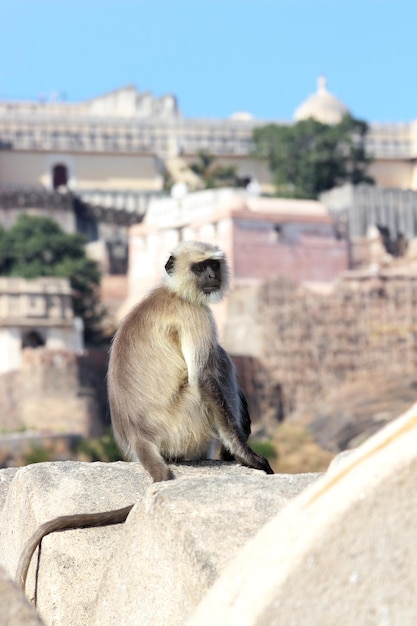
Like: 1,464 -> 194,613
189,151 -> 239,189
23,447 -> 51,465
0,214 -> 105,344
249,437 -> 278,460
0,225 -> 7,268
252,115 -> 374,199
162,168 -> 175,192
76,429 -> 122,462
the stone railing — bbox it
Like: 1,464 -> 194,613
0,187 -> 73,211
145,187 -> 247,226
79,189 -> 163,220
0,109 -> 258,157
0,186 -> 160,227
1,106 -> 416,159
321,184 -> 417,239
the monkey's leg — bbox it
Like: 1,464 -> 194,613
233,447 -> 274,475
219,445 -> 235,462
221,430 -> 274,475
217,425 -> 274,473
230,393 -> 274,472
133,437 -> 174,482
202,381 -> 274,475
219,388 -> 252,460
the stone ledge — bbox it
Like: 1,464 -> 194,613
188,402 -> 417,626
0,461 -> 318,626
94,471 -> 319,626
0,565 -> 45,626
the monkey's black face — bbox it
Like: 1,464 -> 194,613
191,259 -> 222,294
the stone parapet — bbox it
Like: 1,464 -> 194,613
0,277 -> 73,324
0,461 -> 318,626
189,402 -> 417,626
1,402 -> 417,626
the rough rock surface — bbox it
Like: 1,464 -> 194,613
0,461 -> 151,625
4,396 -> 417,626
295,372 -> 417,451
0,461 -> 319,626
0,565 -> 45,625
188,402 -> 417,626
93,469 -> 319,626
0,467 -> 18,512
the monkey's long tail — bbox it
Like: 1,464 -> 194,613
16,504 -> 133,593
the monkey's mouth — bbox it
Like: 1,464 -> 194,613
202,284 -> 220,294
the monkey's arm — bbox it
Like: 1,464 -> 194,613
16,505 -> 133,592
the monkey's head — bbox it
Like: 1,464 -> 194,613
164,240 -> 230,305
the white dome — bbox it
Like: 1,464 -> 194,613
294,77 -> 349,125
229,111 -> 254,122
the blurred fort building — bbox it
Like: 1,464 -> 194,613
0,77 -> 417,303
0,277 -> 83,374
2,79 -> 417,430
1,77 -> 417,328
0,81 -> 415,219
0,277 -> 105,440
126,188 -> 348,341
0,78 -> 416,275
0,77 -> 416,191
1,78 -> 417,303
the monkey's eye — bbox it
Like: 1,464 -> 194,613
191,260 -> 220,276
191,261 -> 205,275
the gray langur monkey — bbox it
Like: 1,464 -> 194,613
108,239 -> 274,481
16,240 -> 273,593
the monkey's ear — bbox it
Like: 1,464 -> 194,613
165,255 -> 176,275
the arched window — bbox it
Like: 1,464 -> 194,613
52,163 -> 68,189
22,330 -> 46,349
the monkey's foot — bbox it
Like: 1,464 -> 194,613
236,452 -> 274,475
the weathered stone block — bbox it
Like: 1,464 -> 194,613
188,402 -> 417,626
0,461 -> 151,625
0,467 -> 18,514
0,460 -> 319,626
94,468 -> 319,626
0,565 -> 45,626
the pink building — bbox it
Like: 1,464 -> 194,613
126,188 -> 347,309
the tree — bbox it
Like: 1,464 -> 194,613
0,214 -> 104,344
252,115 -> 374,199
189,151 -> 239,189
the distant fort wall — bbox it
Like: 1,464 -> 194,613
0,348 -> 107,437
1,85 -> 416,162
227,271 -> 417,424
2,272 -> 417,446
322,184 -> 417,241
0,277 -> 107,447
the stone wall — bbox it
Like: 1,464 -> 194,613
231,272 -> 417,422
0,348 -> 107,438
0,276 -> 84,375
322,184 -> 417,240
0,369 -> 21,431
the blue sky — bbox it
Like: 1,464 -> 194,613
1,0 -> 416,123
